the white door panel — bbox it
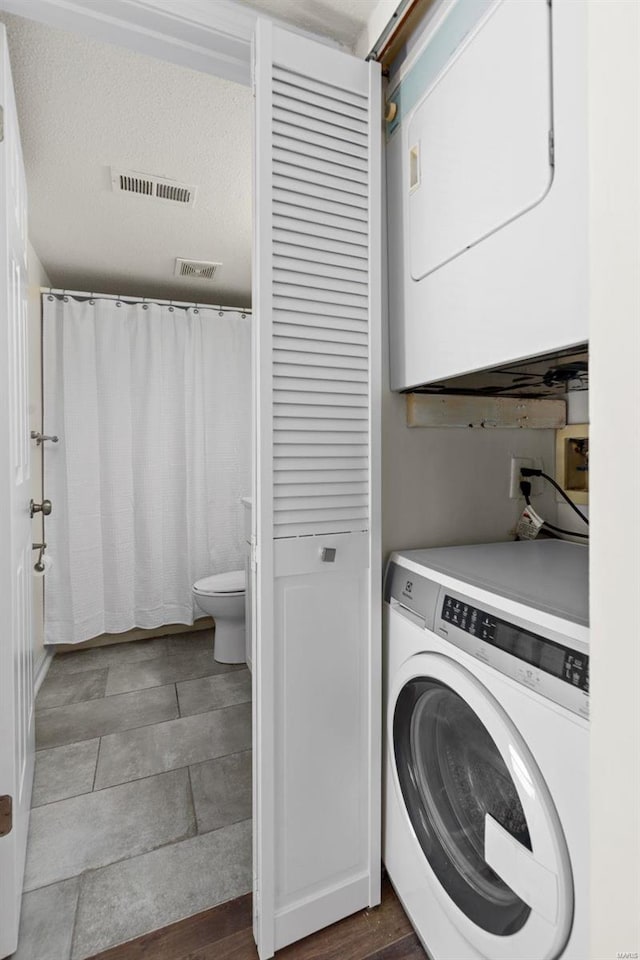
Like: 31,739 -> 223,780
408,0 -> 552,280
253,20 -> 381,958
0,24 -> 34,959
405,0 -> 553,280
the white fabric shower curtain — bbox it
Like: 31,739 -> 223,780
43,295 -> 251,645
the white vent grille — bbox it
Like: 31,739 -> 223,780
270,66 -> 370,539
111,167 -> 197,208
174,258 -> 221,280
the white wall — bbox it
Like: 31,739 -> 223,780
381,339 -> 558,559
588,2 -> 640,955
27,242 -> 49,676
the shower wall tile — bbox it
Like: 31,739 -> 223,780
36,667 -> 108,711
94,701 -> 252,789
32,739 -> 100,807
190,750 -> 252,834
35,684 -> 178,749
177,668 -> 251,717
71,820 -> 252,960
105,648 -> 240,697
24,768 -> 195,891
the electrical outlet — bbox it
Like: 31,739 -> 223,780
509,457 -> 543,499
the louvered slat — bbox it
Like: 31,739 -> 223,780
274,456 -> 368,471
274,337 -> 367,358
275,420 -> 367,434
274,256 -> 368,285
275,519 -> 367,539
275,506 -> 368,524
275,469 -> 368,484
275,404 -> 367,419
274,270 -> 367,297
273,124 -> 367,165
274,444 -> 366,459
272,85 -> 369,131
273,378 -> 367,395
274,164 -> 367,201
274,228 -> 368,261
272,107 -> 368,149
273,138 -> 367,173
273,297 -> 367,320
270,64 -> 370,538
272,66 -> 368,110
276,482 -> 368,497
274,323 -> 368,345
273,146 -> 366,186
274,391 -> 368,407
273,187 -> 367,220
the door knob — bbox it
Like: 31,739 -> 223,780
30,499 -> 52,518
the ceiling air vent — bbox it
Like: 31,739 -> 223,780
111,167 -> 197,208
174,258 -> 221,281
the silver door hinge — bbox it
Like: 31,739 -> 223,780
0,106 -> 4,143
548,129 -> 555,167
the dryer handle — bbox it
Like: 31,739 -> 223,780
484,814 -> 558,923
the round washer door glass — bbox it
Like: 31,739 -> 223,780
394,677 -> 532,935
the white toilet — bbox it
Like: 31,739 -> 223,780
192,569 -> 246,664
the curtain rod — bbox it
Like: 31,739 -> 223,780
41,287 -> 252,315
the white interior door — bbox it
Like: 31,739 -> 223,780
0,23 -> 35,959
252,20 -> 381,959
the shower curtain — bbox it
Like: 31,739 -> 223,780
43,295 -> 251,645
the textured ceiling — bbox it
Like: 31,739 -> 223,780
237,0 -> 380,49
0,13 -> 252,306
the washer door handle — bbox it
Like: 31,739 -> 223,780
484,814 -> 558,923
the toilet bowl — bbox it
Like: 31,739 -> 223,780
192,570 -> 246,664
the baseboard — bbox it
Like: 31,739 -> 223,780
34,648 -> 54,697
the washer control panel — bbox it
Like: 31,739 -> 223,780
439,592 -> 589,719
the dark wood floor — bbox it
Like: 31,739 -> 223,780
90,878 -> 428,960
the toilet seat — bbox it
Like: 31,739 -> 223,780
193,570 -> 245,597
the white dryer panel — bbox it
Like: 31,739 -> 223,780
386,0 -> 589,392
408,0 -> 552,279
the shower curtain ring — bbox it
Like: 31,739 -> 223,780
89,292 -> 95,305
142,297 -> 148,310
218,304 -> 223,317
169,300 -> 174,313
194,303 -> 199,315
116,294 -> 122,308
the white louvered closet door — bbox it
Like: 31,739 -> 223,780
252,21 -> 381,960
0,24 -> 34,958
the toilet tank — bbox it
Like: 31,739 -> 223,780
386,0 -> 588,391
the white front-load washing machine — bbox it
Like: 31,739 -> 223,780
383,540 -> 588,960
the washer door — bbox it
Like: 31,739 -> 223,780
390,653 -> 573,960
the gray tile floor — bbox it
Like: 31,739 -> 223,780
13,630 -> 252,960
